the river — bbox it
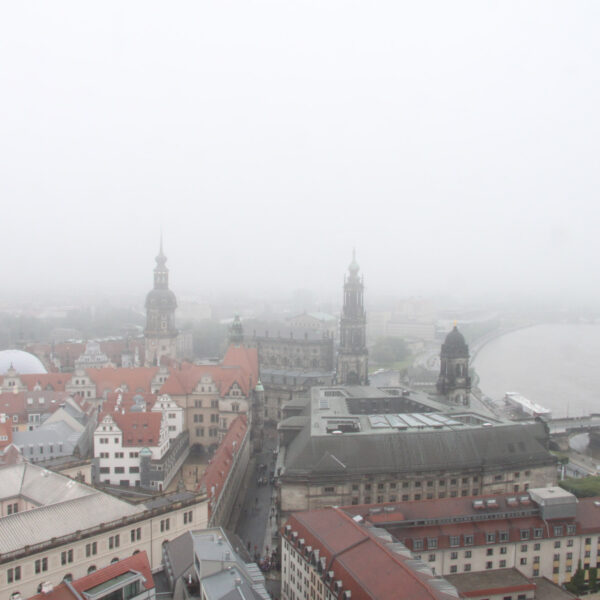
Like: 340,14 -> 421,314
472,323 -> 600,419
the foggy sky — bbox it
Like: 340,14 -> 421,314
1,2 -> 599,305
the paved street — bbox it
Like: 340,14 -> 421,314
235,432 -> 279,561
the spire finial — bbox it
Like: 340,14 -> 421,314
349,248 -> 359,274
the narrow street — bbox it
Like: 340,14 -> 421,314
234,428 -> 281,597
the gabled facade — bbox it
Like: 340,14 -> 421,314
94,411 -> 176,490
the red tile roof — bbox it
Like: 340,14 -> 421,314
200,414 -> 248,515
87,366 -> 159,395
340,491 -> 600,552
5,372 -> 73,391
222,344 -> 259,386
99,411 -> 163,447
27,551 -> 154,600
159,361 -> 256,397
0,391 -> 70,423
0,417 -> 12,449
284,509 -> 457,599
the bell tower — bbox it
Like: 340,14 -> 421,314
336,250 -> 368,385
144,238 -> 178,366
436,324 -> 471,405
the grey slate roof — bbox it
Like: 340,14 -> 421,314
0,463 -> 142,554
202,566 -> 266,600
13,420 -> 81,456
282,420 -> 553,477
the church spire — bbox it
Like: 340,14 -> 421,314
154,236 -> 168,289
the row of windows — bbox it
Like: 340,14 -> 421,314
5,511 -> 196,585
194,399 -> 219,408
350,477 -> 480,492
99,466 -> 140,474
352,489 -> 479,505
194,427 -> 219,437
413,529 -> 579,550
98,451 -> 139,459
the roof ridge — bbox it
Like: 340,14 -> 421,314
335,507 -> 446,598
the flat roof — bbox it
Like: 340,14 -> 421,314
445,568 -> 533,593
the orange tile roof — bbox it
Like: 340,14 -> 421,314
200,414 -> 248,515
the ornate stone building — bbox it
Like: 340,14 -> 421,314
436,325 -> 471,406
144,240 -> 178,366
336,250 -> 368,385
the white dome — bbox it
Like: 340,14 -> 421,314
0,349 -> 47,375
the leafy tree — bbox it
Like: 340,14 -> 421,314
589,566 -> 598,591
559,476 -> 600,498
371,337 -> 410,366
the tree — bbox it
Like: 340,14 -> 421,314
371,337 -> 410,366
566,560 -> 586,594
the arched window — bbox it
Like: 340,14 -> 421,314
111,557 -> 119,564
87,565 -> 96,574
63,574 -> 73,582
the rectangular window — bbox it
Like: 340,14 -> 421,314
323,486 -> 335,493
521,544 -> 528,552
86,542 -> 97,556
520,557 -> 527,565
131,527 -> 141,542
500,546 -> 507,555
450,565 -> 457,573
109,534 -> 120,549
7,566 -> 21,583
183,510 -> 193,524
486,533 -> 495,544
554,526 -> 563,536
160,518 -> 170,532
486,561 -> 493,569
61,549 -> 73,564
520,529 -> 530,540
114,466 -> 125,474
499,531 -> 509,542
427,538 -> 437,549
464,563 -> 471,572
35,557 -> 48,573
500,559 -> 506,568
554,541 -> 561,548
464,535 -> 474,546
413,539 -> 423,551
449,536 -> 460,547
464,550 -> 472,558
567,524 -> 576,535
450,551 -> 458,560
534,528 -> 543,539
428,554 -> 436,562
487,548 -> 493,556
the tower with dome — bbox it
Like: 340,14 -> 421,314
436,324 -> 471,405
144,240 -> 178,366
